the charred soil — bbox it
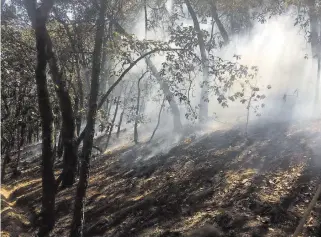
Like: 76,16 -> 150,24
2,120 -> 321,236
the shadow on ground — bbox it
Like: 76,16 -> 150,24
1,120 -> 321,237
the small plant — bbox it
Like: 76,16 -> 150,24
244,83 -> 272,137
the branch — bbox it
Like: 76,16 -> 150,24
97,47 -> 184,110
293,184 -> 321,237
93,145 -> 102,153
76,48 -> 182,146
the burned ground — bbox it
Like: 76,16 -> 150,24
1,120 -> 321,237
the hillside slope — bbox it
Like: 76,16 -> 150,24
1,120 -> 321,237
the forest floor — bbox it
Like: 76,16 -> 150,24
1,119 -> 321,237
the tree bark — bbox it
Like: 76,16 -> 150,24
106,98 -> 113,123
27,125 -> 33,144
13,123 -> 26,175
24,0 -> 56,235
145,58 -> 183,132
54,11 -> 84,138
307,0 -> 321,106
105,96 -> 120,149
316,57 -> 320,105
99,38 -> 109,105
134,72 -> 147,144
70,0 -> 107,235
116,109 -> 125,138
74,97 -> 82,136
209,0 -> 229,45
36,124 -> 39,142
1,149 -> 10,182
43,16 -> 78,189
307,0 -> 318,58
57,129 -> 63,159
185,0 -> 209,121
149,97 -> 165,142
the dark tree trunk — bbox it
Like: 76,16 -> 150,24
13,123 -> 26,175
116,109 -> 125,138
27,126 -> 33,144
185,0 -> 209,121
35,21 -> 56,237
55,14 -> 84,137
149,97 -> 165,142
1,150 -> 10,182
99,38 -> 108,105
24,0 -> 56,235
106,97 -> 120,149
307,0 -> 320,106
210,0 -> 229,45
36,124 -> 39,142
74,97 -> 81,137
145,58 -> 183,132
308,0 -> 318,58
134,73 -> 145,144
1,135 -> 14,181
57,130 -> 63,159
44,24 -> 78,189
52,120 -> 59,160
70,0 -> 107,235
107,98 -> 113,120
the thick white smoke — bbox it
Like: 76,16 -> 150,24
103,6 -> 320,155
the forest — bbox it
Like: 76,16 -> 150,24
1,0 -> 321,236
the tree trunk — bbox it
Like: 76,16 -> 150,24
36,124 -> 39,142
27,126 -> 33,144
106,97 -> 120,149
134,73 -> 145,144
1,150 -> 10,182
24,0 -> 56,234
13,123 -> 26,175
111,20 -> 183,132
106,98 -> 113,119
57,130 -> 63,159
230,12 -> 240,35
35,22 -> 56,237
316,57 -> 320,105
210,0 -> 229,45
70,0 -> 107,235
74,97 -> 81,137
99,39 -> 108,104
149,97 -> 165,142
308,0 -> 318,58
44,24 -> 78,189
116,109 -> 125,138
145,58 -> 182,132
55,15 -> 84,136
307,0 -> 320,106
185,0 -> 209,121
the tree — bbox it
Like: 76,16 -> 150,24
111,20 -> 183,132
185,0 -> 210,121
306,0 -> 321,105
70,0 -> 107,235
23,0 -> 56,235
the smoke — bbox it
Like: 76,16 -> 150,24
218,11 -> 317,123
101,6 -> 320,157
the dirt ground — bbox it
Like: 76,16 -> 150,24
1,119 -> 321,237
